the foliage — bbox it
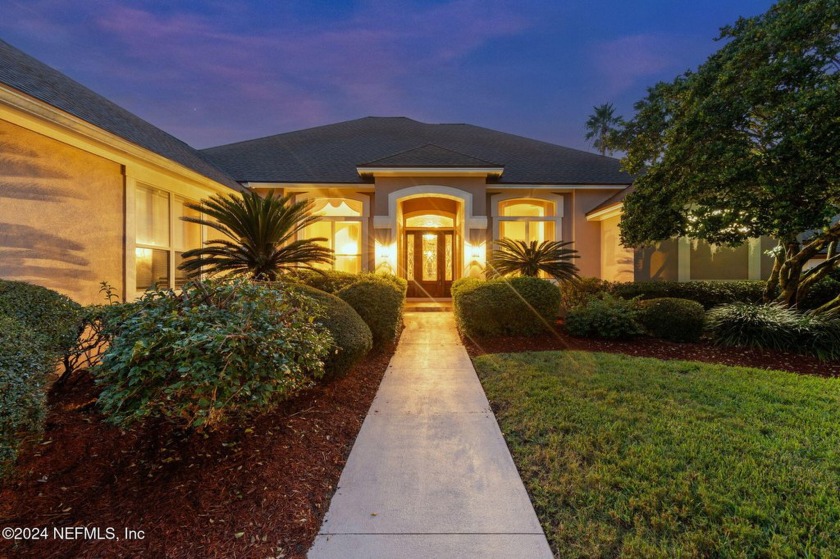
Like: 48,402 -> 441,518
564,294 -> 644,340
0,279 -> 83,357
611,280 -> 765,309
93,279 -> 331,429
636,297 -> 706,343
475,351 -> 840,558
336,276 -> 407,348
178,191 -> 334,281
488,239 -> 579,283
584,102 -> 624,156
616,0 -> 840,309
287,269 -> 361,294
0,316 -> 54,478
286,283 -> 372,379
706,302 -> 840,360
452,276 -> 561,337
797,269 -> 840,310
558,277 -> 612,314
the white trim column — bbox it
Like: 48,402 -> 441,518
677,237 -> 691,282
748,238 -> 763,280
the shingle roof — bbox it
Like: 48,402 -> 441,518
0,40 -> 242,191
202,117 -> 633,185
586,184 -> 634,216
358,143 -> 503,169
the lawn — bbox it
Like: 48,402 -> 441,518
473,351 -> 840,558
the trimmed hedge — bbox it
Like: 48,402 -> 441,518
288,284 -> 372,379
452,276 -> 561,337
337,276 -> 407,347
565,294 -> 644,340
0,279 -> 83,356
0,316 -> 54,478
94,280 -> 332,429
637,298 -> 706,343
288,270 -> 361,294
560,278 -> 766,311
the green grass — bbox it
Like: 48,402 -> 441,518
473,351 -> 840,558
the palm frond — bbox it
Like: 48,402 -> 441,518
488,238 -> 579,282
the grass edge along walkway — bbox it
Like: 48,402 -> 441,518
473,350 -> 840,559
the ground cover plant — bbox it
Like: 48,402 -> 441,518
474,351 -> 840,558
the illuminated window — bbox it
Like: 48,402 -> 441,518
135,186 -> 202,291
405,214 -> 455,228
497,199 -> 556,243
301,198 -> 364,273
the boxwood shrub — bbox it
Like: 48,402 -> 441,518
337,276 -> 407,348
0,316 -> 55,478
93,279 -> 332,429
0,279 -> 83,356
611,280 -> 765,309
637,297 -> 706,343
452,276 -> 561,337
287,284 -> 372,379
288,269 -> 361,294
564,294 -> 644,340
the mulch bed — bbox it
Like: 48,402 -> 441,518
0,348 -> 393,559
463,322 -> 840,379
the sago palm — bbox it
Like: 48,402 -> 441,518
488,238 -> 579,282
178,191 -> 333,281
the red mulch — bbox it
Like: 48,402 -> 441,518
463,322 -> 840,379
0,349 -> 393,559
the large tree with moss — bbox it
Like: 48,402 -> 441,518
617,0 -> 840,311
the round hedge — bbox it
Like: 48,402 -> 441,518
288,270 -> 361,294
337,276 -> 407,348
0,279 -> 83,356
290,284 -> 372,379
452,276 -> 561,337
636,297 -> 706,343
0,315 -> 54,478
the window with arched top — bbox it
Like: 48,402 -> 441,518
497,198 -> 557,243
300,197 -> 364,273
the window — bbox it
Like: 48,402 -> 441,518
135,185 -> 202,291
300,198 -> 364,273
497,199 -> 556,243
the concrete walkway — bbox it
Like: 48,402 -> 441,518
309,312 -> 553,559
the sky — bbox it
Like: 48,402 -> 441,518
0,0 -> 776,152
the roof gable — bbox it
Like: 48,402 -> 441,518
0,40 -> 242,191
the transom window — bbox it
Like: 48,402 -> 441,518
301,197 -> 364,273
498,199 -> 556,243
135,185 -> 202,291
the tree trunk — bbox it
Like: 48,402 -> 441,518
773,222 -> 840,310
763,242 -> 783,302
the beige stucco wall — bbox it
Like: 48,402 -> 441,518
573,190 -> 622,278
600,215 -> 634,282
0,120 -> 124,305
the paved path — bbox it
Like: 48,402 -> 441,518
309,312 -> 553,559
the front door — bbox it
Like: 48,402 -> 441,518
405,230 -> 454,298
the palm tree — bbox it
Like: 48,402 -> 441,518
178,191 -> 334,281
584,103 -> 623,156
488,238 -> 579,282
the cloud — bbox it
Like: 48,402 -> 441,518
591,34 -> 682,97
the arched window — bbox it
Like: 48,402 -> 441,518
300,197 -> 364,273
497,199 -> 556,243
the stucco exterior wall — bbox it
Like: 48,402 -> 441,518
634,240 -> 679,281
371,176 -> 488,216
0,120 -> 124,305
599,215 -> 634,282
573,190 -> 618,278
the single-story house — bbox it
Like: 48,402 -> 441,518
0,39 -> 772,304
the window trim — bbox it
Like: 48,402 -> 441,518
490,194 -> 564,243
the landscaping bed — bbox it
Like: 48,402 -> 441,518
0,349 -> 393,559
462,320 -> 840,378
474,351 -> 840,558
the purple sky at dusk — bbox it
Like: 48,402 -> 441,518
1,0 -> 775,152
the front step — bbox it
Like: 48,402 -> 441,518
405,299 -> 453,312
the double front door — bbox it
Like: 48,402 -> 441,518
405,230 -> 454,298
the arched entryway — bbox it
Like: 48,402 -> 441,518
400,197 -> 461,297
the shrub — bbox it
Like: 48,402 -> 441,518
559,277 -> 612,314
565,294 -> 644,340
0,279 -> 83,356
798,313 -> 840,361
637,298 -> 706,343
288,269 -> 361,294
452,276 -> 561,337
93,279 -> 332,429
337,276 -> 407,348
287,284 -> 372,379
798,270 -> 840,311
705,303 -> 803,352
0,316 -> 54,478
611,280 -> 765,309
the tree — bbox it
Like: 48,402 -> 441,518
178,191 -> 334,281
488,239 -> 579,282
617,0 -> 840,311
584,103 -> 624,156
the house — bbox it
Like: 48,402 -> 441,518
0,39 -> 770,304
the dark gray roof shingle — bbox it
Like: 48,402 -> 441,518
202,117 -> 633,185
0,39 -> 242,191
358,143 -> 503,169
